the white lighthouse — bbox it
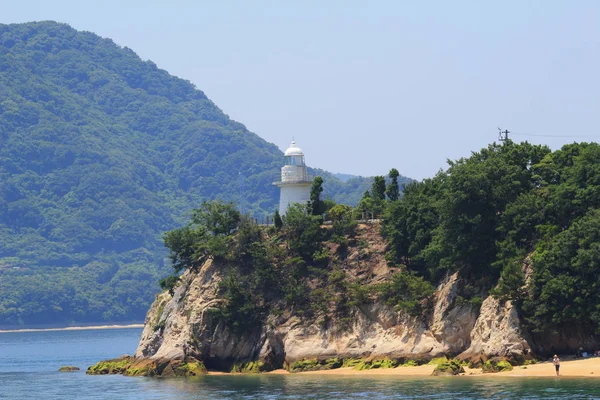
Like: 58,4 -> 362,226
274,140 -> 312,215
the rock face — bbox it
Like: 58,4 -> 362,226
458,296 -> 530,363
133,263 -> 529,372
122,224 -> 535,373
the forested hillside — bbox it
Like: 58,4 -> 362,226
0,21 -> 409,326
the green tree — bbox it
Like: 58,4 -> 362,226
273,209 -> 283,230
163,225 -> 208,272
192,200 -> 241,237
357,190 -> 374,219
283,203 -> 324,263
385,168 -> 400,201
309,176 -> 326,217
372,176 -> 386,202
523,209 -> 600,333
327,204 -> 357,238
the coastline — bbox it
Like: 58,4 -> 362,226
0,323 -> 144,334
207,358 -> 600,378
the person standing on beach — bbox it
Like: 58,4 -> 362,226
553,355 -> 560,376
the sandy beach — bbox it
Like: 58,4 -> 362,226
0,324 -> 144,333
213,358 -> 600,378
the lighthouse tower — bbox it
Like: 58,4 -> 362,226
274,140 -> 312,215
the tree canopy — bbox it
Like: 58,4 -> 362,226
382,140 -> 600,335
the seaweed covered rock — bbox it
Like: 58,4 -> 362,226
230,361 -> 267,374
87,356 -> 207,377
87,356 -> 132,375
288,358 -> 343,372
481,358 -> 514,373
58,366 -> 80,372
431,360 -> 465,376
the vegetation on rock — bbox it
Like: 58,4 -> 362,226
58,366 -> 80,372
431,360 -> 465,376
482,359 -> 513,373
87,356 -> 207,377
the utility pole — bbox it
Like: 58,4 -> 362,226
498,127 -> 510,142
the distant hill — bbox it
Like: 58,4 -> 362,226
333,173 -> 357,182
0,21 -> 411,326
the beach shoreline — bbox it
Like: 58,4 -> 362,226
0,324 -> 144,333
207,358 -> 600,379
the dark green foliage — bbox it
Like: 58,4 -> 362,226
327,204 -> 357,242
163,226 -> 208,272
374,272 -> 435,315
381,140 -> 600,338
371,176 -> 387,217
217,274 -> 265,334
523,210 -> 600,333
0,21 -> 381,326
386,168 -> 400,201
159,275 -> 180,296
372,176 -> 386,201
282,204 -> 324,264
309,176 -> 326,217
273,209 -> 283,230
192,201 -> 241,237
357,190 -> 374,219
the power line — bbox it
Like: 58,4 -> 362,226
511,132 -> 599,139
497,128 -> 599,140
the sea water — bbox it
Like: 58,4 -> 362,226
1,328 -> 600,399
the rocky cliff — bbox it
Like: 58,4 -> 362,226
87,223 -> 542,377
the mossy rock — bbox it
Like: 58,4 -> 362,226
355,358 -> 399,370
401,359 -> 419,367
353,361 -> 372,371
178,361 -> 208,376
427,357 -> 449,366
495,360 -> 513,372
431,360 -> 465,376
288,358 -> 344,373
231,361 -> 266,374
324,358 -> 342,369
59,366 -> 80,372
289,359 -> 321,372
123,365 -> 151,377
482,359 -> 513,373
87,357 -> 132,375
88,356 -> 206,377
341,358 -> 362,368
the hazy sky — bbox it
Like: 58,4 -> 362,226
2,1 -> 599,180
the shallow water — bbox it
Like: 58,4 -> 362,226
1,328 -> 600,399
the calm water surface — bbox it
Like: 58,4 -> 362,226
1,328 -> 600,399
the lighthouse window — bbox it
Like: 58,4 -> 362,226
285,156 -> 303,166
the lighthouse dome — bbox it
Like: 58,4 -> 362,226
284,140 -> 304,156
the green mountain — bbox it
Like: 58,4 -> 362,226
0,21 -> 410,327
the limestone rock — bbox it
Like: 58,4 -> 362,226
459,296 -> 530,363
119,225 -> 538,375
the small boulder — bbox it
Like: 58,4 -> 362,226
431,360 -> 465,376
59,366 -> 80,372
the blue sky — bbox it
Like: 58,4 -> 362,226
2,0 -> 599,180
